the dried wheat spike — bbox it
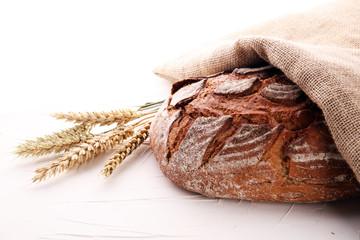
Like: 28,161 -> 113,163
32,126 -> 134,182
15,124 -> 92,157
52,109 -> 144,126
101,122 -> 151,178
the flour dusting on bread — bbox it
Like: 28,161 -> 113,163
150,67 -> 360,202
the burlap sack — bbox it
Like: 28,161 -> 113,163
153,0 -> 360,182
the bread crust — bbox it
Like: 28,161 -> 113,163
150,67 -> 360,202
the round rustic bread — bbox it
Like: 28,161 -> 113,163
149,66 -> 360,202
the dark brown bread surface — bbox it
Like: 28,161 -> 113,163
150,66 -> 360,202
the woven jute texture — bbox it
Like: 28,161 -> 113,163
153,0 -> 360,182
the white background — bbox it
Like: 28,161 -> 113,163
1,0 -> 359,239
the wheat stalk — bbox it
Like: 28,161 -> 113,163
100,122 -> 151,178
137,100 -> 164,111
16,101 -> 164,183
52,109 -> 145,126
15,124 -> 92,157
32,126 -> 134,182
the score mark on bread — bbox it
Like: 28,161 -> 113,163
214,77 -> 261,96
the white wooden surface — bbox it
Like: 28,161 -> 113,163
1,1 -> 359,239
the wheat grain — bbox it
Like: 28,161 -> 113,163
15,124 -> 92,157
52,109 -> 144,126
100,122 -> 151,178
32,126 -> 134,182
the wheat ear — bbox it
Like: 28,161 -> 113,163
100,122 -> 151,178
15,124 -> 92,157
32,126 -> 134,182
52,109 -> 145,126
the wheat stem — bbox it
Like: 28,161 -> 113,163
137,100 -> 164,111
32,126 -> 134,182
100,122 -> 151,178
15,124 -> 92,157
131,113 -> 156,128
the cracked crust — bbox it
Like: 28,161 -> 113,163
150,67 -> 360,202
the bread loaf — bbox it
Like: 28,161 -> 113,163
149,66 -> 360,202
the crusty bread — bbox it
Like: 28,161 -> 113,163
150,66 -> 360,202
